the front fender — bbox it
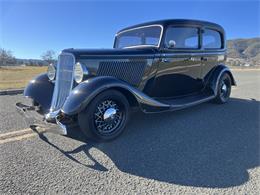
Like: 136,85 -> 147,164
24,73 -> 54,111
209,64 -> 236,95
62,76 -> 170,115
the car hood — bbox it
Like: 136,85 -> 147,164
62,48 -> 157,59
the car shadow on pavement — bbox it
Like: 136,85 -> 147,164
32,97 -> 260,188
30,125 -> 108,172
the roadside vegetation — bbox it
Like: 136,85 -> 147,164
0,48 -> 55,90
0,66 -> 47,90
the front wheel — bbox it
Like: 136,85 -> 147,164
214,73 -> 232,104
78,90 -> 129,141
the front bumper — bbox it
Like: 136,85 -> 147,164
16,102 -> 68,135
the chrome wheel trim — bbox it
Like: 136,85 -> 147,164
221,83 -> 227,92
94,100 -> 123,134
103,108 -> 117,121
220,79 -> 230,100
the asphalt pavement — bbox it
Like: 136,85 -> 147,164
0,70 -> 259,194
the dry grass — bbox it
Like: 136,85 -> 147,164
0,66 -> 47,90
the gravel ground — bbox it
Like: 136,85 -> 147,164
0,94 -> 30,133
0,70 -> 259,194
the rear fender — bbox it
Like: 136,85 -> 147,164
62,76 -> 170,115
24,73 -> 54,111
209,64 -> 236,95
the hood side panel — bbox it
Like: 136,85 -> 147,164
63,48 -> 158,90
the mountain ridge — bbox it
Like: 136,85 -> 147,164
227,37 -> 260,66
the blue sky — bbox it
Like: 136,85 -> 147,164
0,0 -> 259,59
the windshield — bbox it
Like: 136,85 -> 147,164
115,25 -> 162,49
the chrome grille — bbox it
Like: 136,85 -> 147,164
50,53 -> 75,112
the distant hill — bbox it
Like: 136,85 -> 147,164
227,37 -> 260,66
16,58 -> 48,66
0,58 -> 48,66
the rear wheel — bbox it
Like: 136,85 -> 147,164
214,73 -> 232,104
78,90 -> 129,141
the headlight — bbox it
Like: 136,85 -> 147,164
47,63 -> 56,80
74,62 -> 88,83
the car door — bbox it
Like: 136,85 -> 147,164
151,26 -> 204,98
201,28 -> 226,80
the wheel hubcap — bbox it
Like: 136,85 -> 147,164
220,80 -> 230,100
103,108 -> 117,121
221,83 -> 227,93
94,100 -> 123,134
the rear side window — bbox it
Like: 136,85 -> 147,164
164,27 -> 199,49
203,29 -> 222,49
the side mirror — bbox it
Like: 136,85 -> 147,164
168,40 -> 176,48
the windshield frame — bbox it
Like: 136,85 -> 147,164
114,24 -> 164,49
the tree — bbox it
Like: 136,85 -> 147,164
41,50 -> 57,64
0,48 -> 16,66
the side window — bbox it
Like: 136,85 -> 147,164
145,37 -> 159,45
203,29 -> 222,49
164,27 -> 199,49
117,36 -> 141,48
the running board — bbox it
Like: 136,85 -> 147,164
156,91 -> 215,111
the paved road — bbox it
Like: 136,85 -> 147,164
0,70 -> 259,194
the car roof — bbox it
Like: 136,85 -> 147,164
117,19 -> 225,34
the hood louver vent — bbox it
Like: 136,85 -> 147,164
97,61 -> 147,86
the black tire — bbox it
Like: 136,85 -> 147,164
78,90 -> 129,141
214,73 -> 232,104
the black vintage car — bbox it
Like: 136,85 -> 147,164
17,19 -> 236,141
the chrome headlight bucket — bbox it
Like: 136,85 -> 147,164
47,63 -> 56,81
74,62 -> 89,83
